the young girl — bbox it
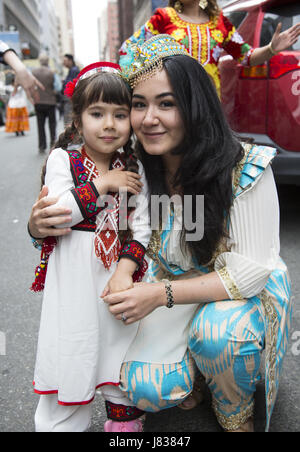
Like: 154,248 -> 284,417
31,62 -> 151,432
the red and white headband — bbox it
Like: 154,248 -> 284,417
64,62 -> 122,98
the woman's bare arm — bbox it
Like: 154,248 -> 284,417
103,272 -> 228,325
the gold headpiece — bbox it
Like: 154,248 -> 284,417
121,34 -> 190,89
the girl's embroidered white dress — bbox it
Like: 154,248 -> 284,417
33,148 -> 151,405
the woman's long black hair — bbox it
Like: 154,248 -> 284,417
136,55 -> 244,266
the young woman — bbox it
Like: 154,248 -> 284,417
119,0 -> 300,96
30,62 -> 151,432
28,37 -> 292,433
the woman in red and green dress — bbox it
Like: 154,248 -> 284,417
119,0 -> 300,96
5,82 -> 30,136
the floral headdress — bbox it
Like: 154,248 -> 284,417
121,34 -> 190,89
64,62 -> 123,98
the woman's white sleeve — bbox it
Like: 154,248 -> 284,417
44,148 -> 85,228
214,165 -> 280,299
0,40 -> 9,53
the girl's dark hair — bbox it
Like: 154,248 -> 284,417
54,72 -> 133,153
168,0 -> 220,18
136,55 -> 243,266
41,72 -> 138,243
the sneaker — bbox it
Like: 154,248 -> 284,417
104,418 -> 144,432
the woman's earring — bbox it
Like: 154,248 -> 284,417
174,1 -> 183,13
199,0 -> 208,9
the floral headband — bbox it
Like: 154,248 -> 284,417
64,62 -> 123,98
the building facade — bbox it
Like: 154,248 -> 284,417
100,1 -> 170,65
40,0 -> 60,70
53,0 -> 75,59
118,0 -> 133,45
107,0 -> 120,63
133,0 -> 151,30
0,0 -> 5,31
133,0 -> 167,30
0,0 -> 40,58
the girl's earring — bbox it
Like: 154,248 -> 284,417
174,1 -> 183,13
199,0 -> 208,9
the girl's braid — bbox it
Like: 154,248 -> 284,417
123,135 -> 139,174
40,122 -> 80,187
118,136 -> 140,245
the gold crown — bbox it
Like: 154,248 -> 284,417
121,34 -> 190,89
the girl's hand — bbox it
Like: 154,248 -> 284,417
101,272 -> 134,298
94,169 -> 143,196
271,22 -> 300,53
102,282 -> 166,325
28,186 -> 72,239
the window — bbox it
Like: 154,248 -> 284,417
224,11 -> 247,29
260,3 -> 300,50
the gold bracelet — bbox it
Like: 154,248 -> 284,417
162,279 -> 174,309
268,42 -> 277,56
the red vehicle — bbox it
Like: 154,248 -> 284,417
219,0 -> 300,184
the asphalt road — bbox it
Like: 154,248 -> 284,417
0,117 -> 299,433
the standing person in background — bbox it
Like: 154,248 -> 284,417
62,54 -> 80,126
0,96 -> 5,126
0,40 -> 44,103
119,0 -> 300,96
5,74 -> 30,137
32,54 -> 60,153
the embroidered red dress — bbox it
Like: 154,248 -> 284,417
119,7 -> 254,96
33,147 -> 151,406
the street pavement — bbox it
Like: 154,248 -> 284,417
0,117 -> 299,432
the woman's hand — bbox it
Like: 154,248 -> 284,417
103,282 -> 166,325
3,50 -> 45,103
94,169 -> 143,196
14,67 -> 45,104
271,22 -> 300,53
28,186 -> 72,239
251,22 -> 300,66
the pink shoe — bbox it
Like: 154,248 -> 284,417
104,418 -> 144,432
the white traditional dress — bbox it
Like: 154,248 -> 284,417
33,147 -> 151,406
